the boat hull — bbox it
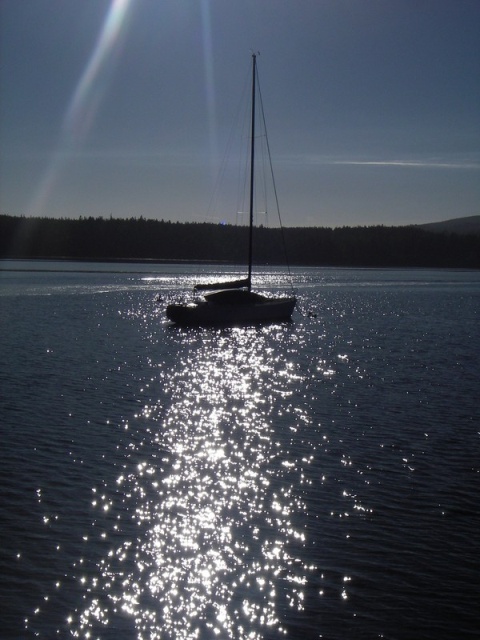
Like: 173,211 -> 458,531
166,296 -> 296,327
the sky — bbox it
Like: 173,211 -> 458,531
1,0 -> 479,228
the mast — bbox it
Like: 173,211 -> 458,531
247,53 -> 256,291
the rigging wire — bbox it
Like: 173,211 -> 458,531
204,68 -> 251,226
256,64 -> 297,298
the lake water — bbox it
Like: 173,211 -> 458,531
1,260 -> 479,639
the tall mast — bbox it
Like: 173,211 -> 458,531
247,53 -> 256,291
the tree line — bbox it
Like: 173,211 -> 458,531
1,214 -> 479,269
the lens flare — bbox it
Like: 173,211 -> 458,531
27,0 -> 134,216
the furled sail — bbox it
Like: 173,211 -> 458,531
194,277 -> 250,291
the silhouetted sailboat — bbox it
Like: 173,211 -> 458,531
166,54 -> 296,326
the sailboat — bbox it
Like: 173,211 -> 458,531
166,54 -> 296,326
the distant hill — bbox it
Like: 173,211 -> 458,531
418,215 -> 480,236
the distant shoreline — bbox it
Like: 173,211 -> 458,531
1,257 -> 478,274
2,214 -> 480,269
0,256 -> 235,265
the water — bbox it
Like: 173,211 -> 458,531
1,261 -> 479,639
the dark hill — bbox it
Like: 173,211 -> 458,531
419,215 -> 480,236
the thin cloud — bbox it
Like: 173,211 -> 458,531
279,154 -> 480,170
332,160 -> 480,170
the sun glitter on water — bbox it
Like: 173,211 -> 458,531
69,325 -> 314,639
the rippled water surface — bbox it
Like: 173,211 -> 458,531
1,261 -> 479,639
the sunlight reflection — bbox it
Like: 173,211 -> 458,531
70,327 -> 313,638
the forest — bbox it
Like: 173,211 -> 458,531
1,214 -> 479,269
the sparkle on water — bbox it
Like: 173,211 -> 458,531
69,323 -> 314,639
8,265 -> 478,640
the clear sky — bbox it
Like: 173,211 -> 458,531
1,0 -> 479,228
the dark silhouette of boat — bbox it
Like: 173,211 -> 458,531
166,54 -> 296,326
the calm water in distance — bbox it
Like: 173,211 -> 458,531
1,260 -> 479,639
